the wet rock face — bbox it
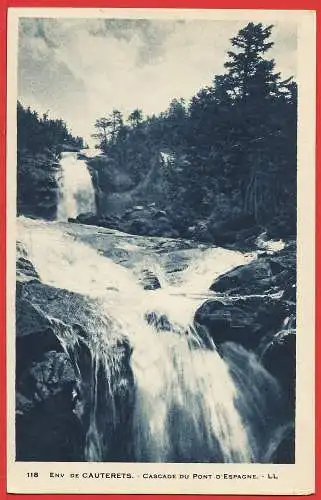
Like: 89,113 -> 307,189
261,330 -> 296,417
17,151 -> 60,220
16,298 -> 63,377
199,242 -> 296,349
16,351 -> 83,461
16,257 -> 135,462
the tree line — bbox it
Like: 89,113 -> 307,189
17,101 -> 84,157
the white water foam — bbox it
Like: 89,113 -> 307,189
18,216 -> 284,463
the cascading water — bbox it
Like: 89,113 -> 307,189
18,216 -> 286,463
57,152 -> 96,221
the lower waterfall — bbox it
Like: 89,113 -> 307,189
18,216 -> 285,463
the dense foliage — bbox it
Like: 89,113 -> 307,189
92,23 -> 297,240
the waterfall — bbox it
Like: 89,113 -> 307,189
57,152 -> 96,221
18,217 -> 285,463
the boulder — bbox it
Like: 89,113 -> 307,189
210,243 -> 296,296
76,212 -> 97,225
194,299 -> 256,348
208,214 -> 260,249
152,210 -> 168,219
210,258 -> 274,295
127,218 -> 153,236
194,297 -> 289,351
123,210 -> 178,238
71,213 -> 121,230
139,269 -> 161,290
145,311 -> 182,334
145,311 -> 173,331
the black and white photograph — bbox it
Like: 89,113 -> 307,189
7,8 -> 315,495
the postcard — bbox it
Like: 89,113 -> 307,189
6,7 -> 316,495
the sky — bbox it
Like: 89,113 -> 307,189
18,16 -> 297,145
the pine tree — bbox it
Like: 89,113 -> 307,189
224,23 -> 275,101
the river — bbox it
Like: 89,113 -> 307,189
16,151 -> 289,463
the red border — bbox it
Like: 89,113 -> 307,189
0,2 -> 318,500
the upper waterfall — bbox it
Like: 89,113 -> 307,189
57,152 -> 96,221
